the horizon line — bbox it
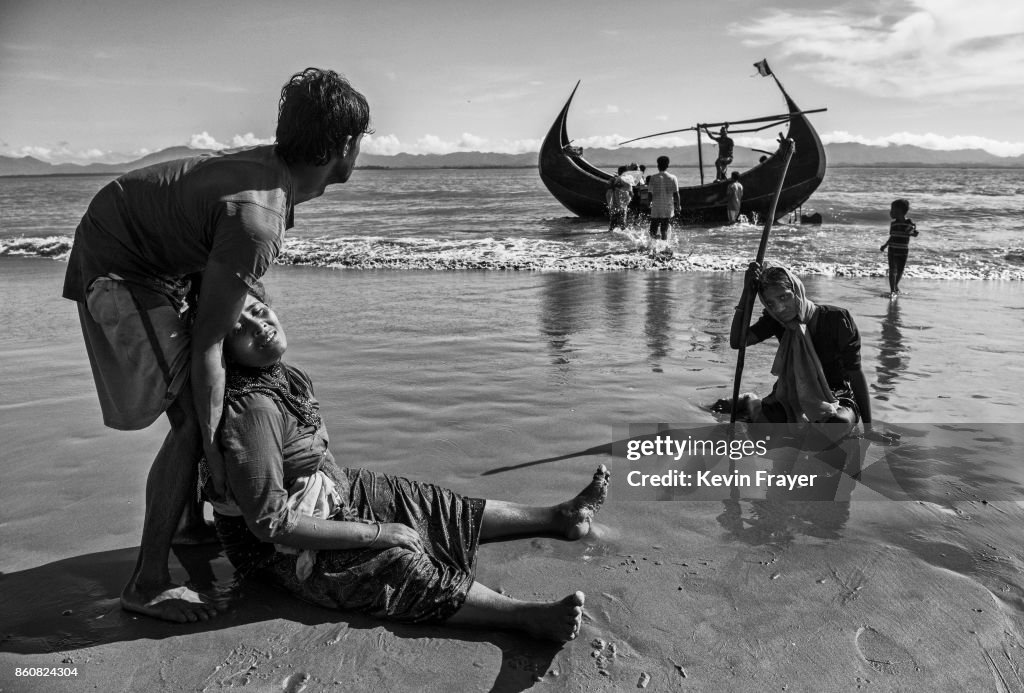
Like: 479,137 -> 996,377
5,139 -> 1024,168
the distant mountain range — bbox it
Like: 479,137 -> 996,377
3,142 -> 1023,177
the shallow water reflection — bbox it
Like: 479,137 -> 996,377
874,300 -> 908,401
644,273 -> 673,372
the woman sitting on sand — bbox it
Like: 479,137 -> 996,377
202,285 -> 608,642
726,261 -> 873,433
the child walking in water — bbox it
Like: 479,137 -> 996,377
880,198 -> 918,297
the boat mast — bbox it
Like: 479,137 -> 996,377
696,124 -> 705,186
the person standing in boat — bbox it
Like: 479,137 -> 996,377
726,171 -> 744,224
705,124 -> 734,181
880,198 -> 919,297
647,155 -> 680,241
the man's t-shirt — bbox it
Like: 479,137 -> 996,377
648,170 -> 679,219
63,145 -> 294,301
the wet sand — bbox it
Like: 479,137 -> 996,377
2,258 -> 1024,692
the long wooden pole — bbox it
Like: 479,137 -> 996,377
616,108 -> 826,146
729,138 -> 796,424
696,125 -> 705,186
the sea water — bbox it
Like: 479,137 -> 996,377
2,167 -> 1024,278
1,167 -> 1024,599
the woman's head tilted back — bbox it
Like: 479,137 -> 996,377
224,282 -> 288,369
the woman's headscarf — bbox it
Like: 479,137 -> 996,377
758,263 -> 817,327
758,263 -> 839,423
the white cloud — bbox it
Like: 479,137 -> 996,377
184,132 -> 272,151
457,133 -> 487,149
230,132 -> 274,148
416,134 -> 451,153
8,124 -> 1024,164
3,143 -> 125,164
732,0 -> 1024,99
820,130 -> 1024,157
188,131 -> 226,150
363,133 -> 404,156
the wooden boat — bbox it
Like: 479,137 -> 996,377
538,77 -> 826,224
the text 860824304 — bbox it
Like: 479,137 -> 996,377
15,667 -> 79,678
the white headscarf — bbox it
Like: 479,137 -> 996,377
758,263 -> 839,423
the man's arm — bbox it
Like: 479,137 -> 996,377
191,260 -> 250,496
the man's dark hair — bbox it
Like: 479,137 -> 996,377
656,155 -> 670,170
276,67 -> 373,166
249,279 -> 268,304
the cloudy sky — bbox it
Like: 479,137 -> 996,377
3,0 -> 1024,164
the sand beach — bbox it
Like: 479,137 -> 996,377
2,253 -> 1024,691
6,0 -> 1024,684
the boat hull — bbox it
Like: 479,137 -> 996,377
538,81 -> 826,223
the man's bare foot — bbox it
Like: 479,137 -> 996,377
523,591 -> 585,642
557,465 -> 610,539
121,581 -> 221,623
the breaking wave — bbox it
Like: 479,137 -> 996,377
3,233 -> 1023,280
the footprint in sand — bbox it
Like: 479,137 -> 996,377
854,626 -> 919,676
281,672 -> 310,692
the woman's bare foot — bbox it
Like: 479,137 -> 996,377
523,591 -> 586,642
121,579 -> 221,623
557,465 -> 610,539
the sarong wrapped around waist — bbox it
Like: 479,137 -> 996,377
213,466 -> 485,624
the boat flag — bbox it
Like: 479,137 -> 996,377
754,59 -> 772,77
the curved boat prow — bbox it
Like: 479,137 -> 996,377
538,83 -> 614,217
